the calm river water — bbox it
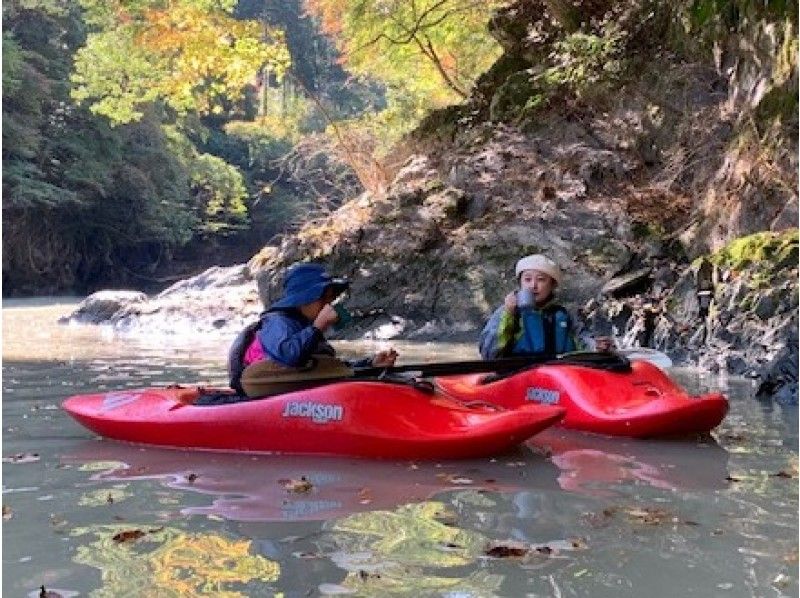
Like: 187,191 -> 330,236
2,298 -> 797,597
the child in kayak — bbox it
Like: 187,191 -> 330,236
479,254 -> 613,359
229,262 -> 397,395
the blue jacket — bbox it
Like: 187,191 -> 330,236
257,308 -> 331,367
228,308 -> 372,393
255,308 -> 372,367
479,301 -> 578,359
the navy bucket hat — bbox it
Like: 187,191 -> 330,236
269,263 -> 350,310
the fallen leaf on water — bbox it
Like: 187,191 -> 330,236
3,505 -> 12,520
280,477 -> 313,493
570,538 -> 589,549
3,453 -> 40,464
582,506 -> 617,528
625,507 -> 671,525
484,540 -> 574,559
485,541 -> 528,558
112,530 -> 146,543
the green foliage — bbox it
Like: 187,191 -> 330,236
71,30 -> 161,124
163,126 -> 248,235
307,0 -> 503,124
2,33 -> 26,96
223,120 -> 295,169
543,27 -> 626,96
686,0 -> 798,36
3,2 -> 207,292
484,5 -> 630,123
72,0 -> 291,125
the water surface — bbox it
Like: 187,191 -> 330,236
3,299 -> 797,597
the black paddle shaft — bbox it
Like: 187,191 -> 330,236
351,351 -> 630,379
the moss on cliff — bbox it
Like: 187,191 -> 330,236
708,229 -> 799,272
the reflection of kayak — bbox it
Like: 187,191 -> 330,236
61,440 -> 560,522
62,382 -> 564,459
530,429 -> 730,496
435,360 -> 728,437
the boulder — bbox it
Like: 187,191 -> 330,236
62,290 -> 148,324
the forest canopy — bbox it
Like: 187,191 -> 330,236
3,0 -> 500,294
4,0 -> 795,295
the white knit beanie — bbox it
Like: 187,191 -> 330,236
515,254 -> 562,286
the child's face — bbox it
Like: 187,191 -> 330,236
519,269 -> 555,303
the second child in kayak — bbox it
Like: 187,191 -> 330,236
479,254 -> 613,359
229,262 -> 397,395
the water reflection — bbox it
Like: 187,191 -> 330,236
320,501 -> 503,596
531,430 -> 731,497
62,440 -> 561,522
70,524 -> 279,596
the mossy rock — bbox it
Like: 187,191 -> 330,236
489,71 -> 545,122
708,229 -> 799,272
473,53 -> 531,106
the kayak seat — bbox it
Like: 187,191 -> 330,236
194,391 -> 251,406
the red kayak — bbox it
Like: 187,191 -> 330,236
435,360 -> 728,437
62,382 -> 565,459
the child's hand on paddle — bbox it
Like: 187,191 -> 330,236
313,304 -> 339,332
372,348 -> 398,367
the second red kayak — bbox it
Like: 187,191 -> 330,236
435,359 -> 728,437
